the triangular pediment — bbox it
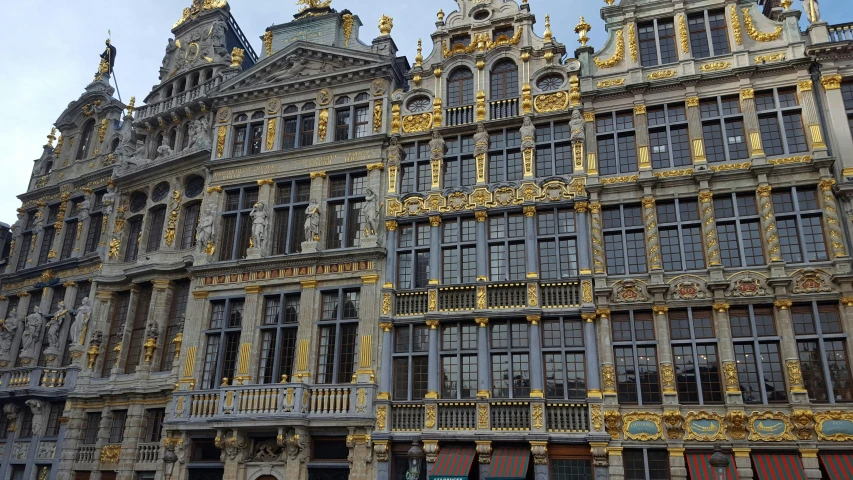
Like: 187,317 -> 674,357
216,41 -> 391,95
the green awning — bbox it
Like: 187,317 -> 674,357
430,446 -> 475,480
753,454 -> 806,480
820,453 -> 853,480
486,448 -> 530,480
686,452 -> 739,480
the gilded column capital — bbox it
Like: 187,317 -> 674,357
429,216 -> 442,227
366,163 -> 385,172
426,319 -> 440,329
361,274 -> 380,285
583,112 -> 595,123
686,97 -> 700,107
385,220 -> 398,232
641,197 -> 656,209
475,317 -> 490,327
62,281 -> 77,288
379,322 -> 393,332
192,291 -> 209,300
596,308 -> 611,318
589,202 -> 601,214
257,179 -> 275,187
310,171 -> 327,179
152,279 -> 172,290
740,88 -> 755,100
523,206 -> 537,217
527,315 -> 541,325
774,299 -> 793,310
841,296 -> 853,307
819,178 -> 837,191
581,313 -> 597,323
698,191 -> 713,203
574,202 -> 589,213
475,211 -> 488,222
713,303 -> 730,313
798,80 -> 813,92
300,280 -> 318,289
633,104 -> 647,115
821,74 -> 842,90
245,285 -> 263,295
653,306 -> 669,316
206,186 -> 223,194
756,185 -> 772,197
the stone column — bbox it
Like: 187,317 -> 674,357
523,206 -> 538,278
111,286 -> 140,376
668,448 -> 687,480
378,322 -> 393,400
161,188 -> 185,254
653,306 -> 678,404
590,203 -> 605,275
73,189 -> 95,259
116,403 -> 146,480
796,80 -> 828,152
582,313 -> 602,398
237,285 -> 264,384
49,193 -> 72,264
739,88 -> 765,159
820,74 -> 853,170
85,291 -> 116,380
800,448 -> 821,480
711,303 -> 742,404
698,191 -> 721,267
293,281 -> 318,382
426,319 -> 440,399
575,202 -> 591,274
685,96 -> 707,164
56,405 -> 88,480
146,279 -> 175,373
307,172 -> 327,252
608,447 -> 624,480
634,105 -> 651,171
597,309 -> 616,401
429,216 -> 441,285
475,211 -> 488,281
474,317 -> 492,399
732,448 -> 754,480
818,179 -> 847,260
773,299 -> 809,403
530,442 -> 549,480
527,315 -> 544,399
584,111 -> 598,176
642,197 -> 662,271
385,221 -> 399,288
356,274 -> 380,384
755,185 -> 782,262
179,290 -> 211,387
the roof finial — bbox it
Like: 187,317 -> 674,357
544,15 -> 553,43
379,15 -> 394,36
437,9 -> 445,23
126,97 -> 136,117
46,127 -> 57,147
574,16 -> 592,46
415,39 -> 423,67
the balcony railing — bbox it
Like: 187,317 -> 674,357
0,367 -> 77,395
489,98 -> 520,120
445,105 -> 475,127
76,446 -> 97,463
829,22 -> 853,42
136,443 -> 160,464
389,281 -> 581,317
170,383 -> 375,422
134,77 -> 218,122
387,401 -> 589,432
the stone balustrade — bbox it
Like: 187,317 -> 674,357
0,367 -> 77,397
388,401 -> 589,433
75,446 -> 97,463
170,383 -> 375,422
136,443 -> 160,464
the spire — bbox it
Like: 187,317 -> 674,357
415,39 -> 423,67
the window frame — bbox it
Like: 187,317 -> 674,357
755,87 -> 809,157
638,18 -> 678,67
668,308 -> 724,405
541,317 -> 587,400
258,292 -> 301,384
536,207 -> 579,281
397,221 -> 431,290
656,198 -> 706,272
487,211 -> 527,282
488,127 -> 525,182
282,103 -> 317,150
201,297 -> 245,390
490,319 -> 531,399
442,135 -> 477,189
231,112 -> 265,158
219,186 -> 259,261
647,104 -> 691,169
440,216 -> 478,285
102,292 -> 131,377
490,60 -> 520,101
399,141 -> 433,194
713,192 -> 765,268
623,448 -> 671,480
392,323 -> 430,401
447,68 -> 475,107
326,172 -> 367,250
440,321 -> 478,399
687,9 -> 731,59
596,111 -> 637,176
699,95 -> 749,163
612,311 -> 661,405
792,302 -> 852,403
271,178 -> 312,255
602,205 -> 647,276
729,305 -> 787,404
334,95 -> 371,141
316,288 -> 361,385
772,186 -> 827,264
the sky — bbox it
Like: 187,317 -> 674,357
0,0 -> 848,224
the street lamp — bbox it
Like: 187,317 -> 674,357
406,441 -> 425,480
163,444 -> 178,480
709,446 -> 731,480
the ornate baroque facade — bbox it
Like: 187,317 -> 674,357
2,1 -> 853,480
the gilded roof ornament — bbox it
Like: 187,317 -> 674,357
173,0 -> 228,29
544,15 -> 553,43
414,40 -> 423,67
297,0 -> 332,10
379,15 -> 394,36
574,17 -> 591,46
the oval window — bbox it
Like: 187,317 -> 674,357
129,192 -> 148,213
407,96 -> 431,113
185,175 -> 206,198
152,182 -> 171,202
537,74 -> 564,92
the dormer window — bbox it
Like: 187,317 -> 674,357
447,68 -> 475,107
451,35 -> 471,50
493,26 -> 515,42
638,18 -> 678,67
76,120 -> 96,160
537,74 -> 564,92
407,96 -> 431,113
687,10 -> 730,59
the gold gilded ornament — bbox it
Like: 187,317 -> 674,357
742,8 -> 783,42
594,30 -> 624,68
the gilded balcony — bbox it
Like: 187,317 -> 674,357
0,367 -> 77,397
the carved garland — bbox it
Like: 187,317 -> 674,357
594,30 -> 625,69
742,8 -> 783,42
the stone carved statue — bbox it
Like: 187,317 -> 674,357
78,194 -> 92,224
21,307 -> 44,354
363,189 -> 380,236
32,207 -> 44,234
570,109 -> 585,143
0,309 -> 20,357
473,123 -> 489,157
46,302 -> 68,352
803,0 -> 820,23
304,200 -> 321,242
520,116 -> 536,150
102,184 -> 117,216
70,298 -> 91,347
157,136 -> 174,159
161,38 -> 178,71
250,202 -> 268,250
386,137 -> 402,166
11,212 -> 25,239
210,21 -> 229,62
146,320 -> 159,341
269,55 -> 312,82
429,131 -> 446,161
196,204 -> 216,254
25,400 -> 48,437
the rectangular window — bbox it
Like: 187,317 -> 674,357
392,324 -> 430,401
37,226 -> 56,266
398,222 -> 431,289
219,187 -> 259,261
84,213 -> 103,254
537,208 -> 578,280
491,320 -> 531,398
603,205 -> 646,275
60,220 -> 78,260
535,121 -> 573,177
648,105 -> 691,169
441,217 -> 477,284
612,312 -> 661,405
731,306 -> 786,404
700,96 -> 748,163
45,402 -> 64,437
146,207 -> 167,252
714,193 -> 764,267
756,88 -> 810,156
773,187 -> 827,263
326,173 -> 366,249
488,128 -> 525,181
124,217 -> 143,262
793,303 -> 853,403
488,213 -> 526,281
201,299 -> 244,390
440,323 -> 478,399
689,10 -> 729,58
109,410 -> 127,443
316,289 -> 361,384
624,449 -> 671,480
144,409 -> 165,443
258,294 -> 300,384
124,284 -> 153,374
160,280 -> 190,371
656,199 -> 704,271
16,233 -> 32,270
669,309 -> 723,405
179,203 -> 201,250
82,412 -> 102,444
597,111 -> 637,176
335,108 -> 351,141
272,179 -> 311,255
103,292 -> 131,377
542,318 -> 586,400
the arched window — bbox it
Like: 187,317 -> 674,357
181,123 -> 191,151
165,85 -> 174,98
178,77 -> 187,93
169,128 -> 178,150
232,113 -> 265,157
336,96 -> 351,106
490,61 -> 519,100
76,120 -> 96,160
447,68 -> 474,107
190,72 -> 200,88
204,69 -> 213,82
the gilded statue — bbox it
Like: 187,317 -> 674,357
297,0 -> 332,10
803,0 -> 820,24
